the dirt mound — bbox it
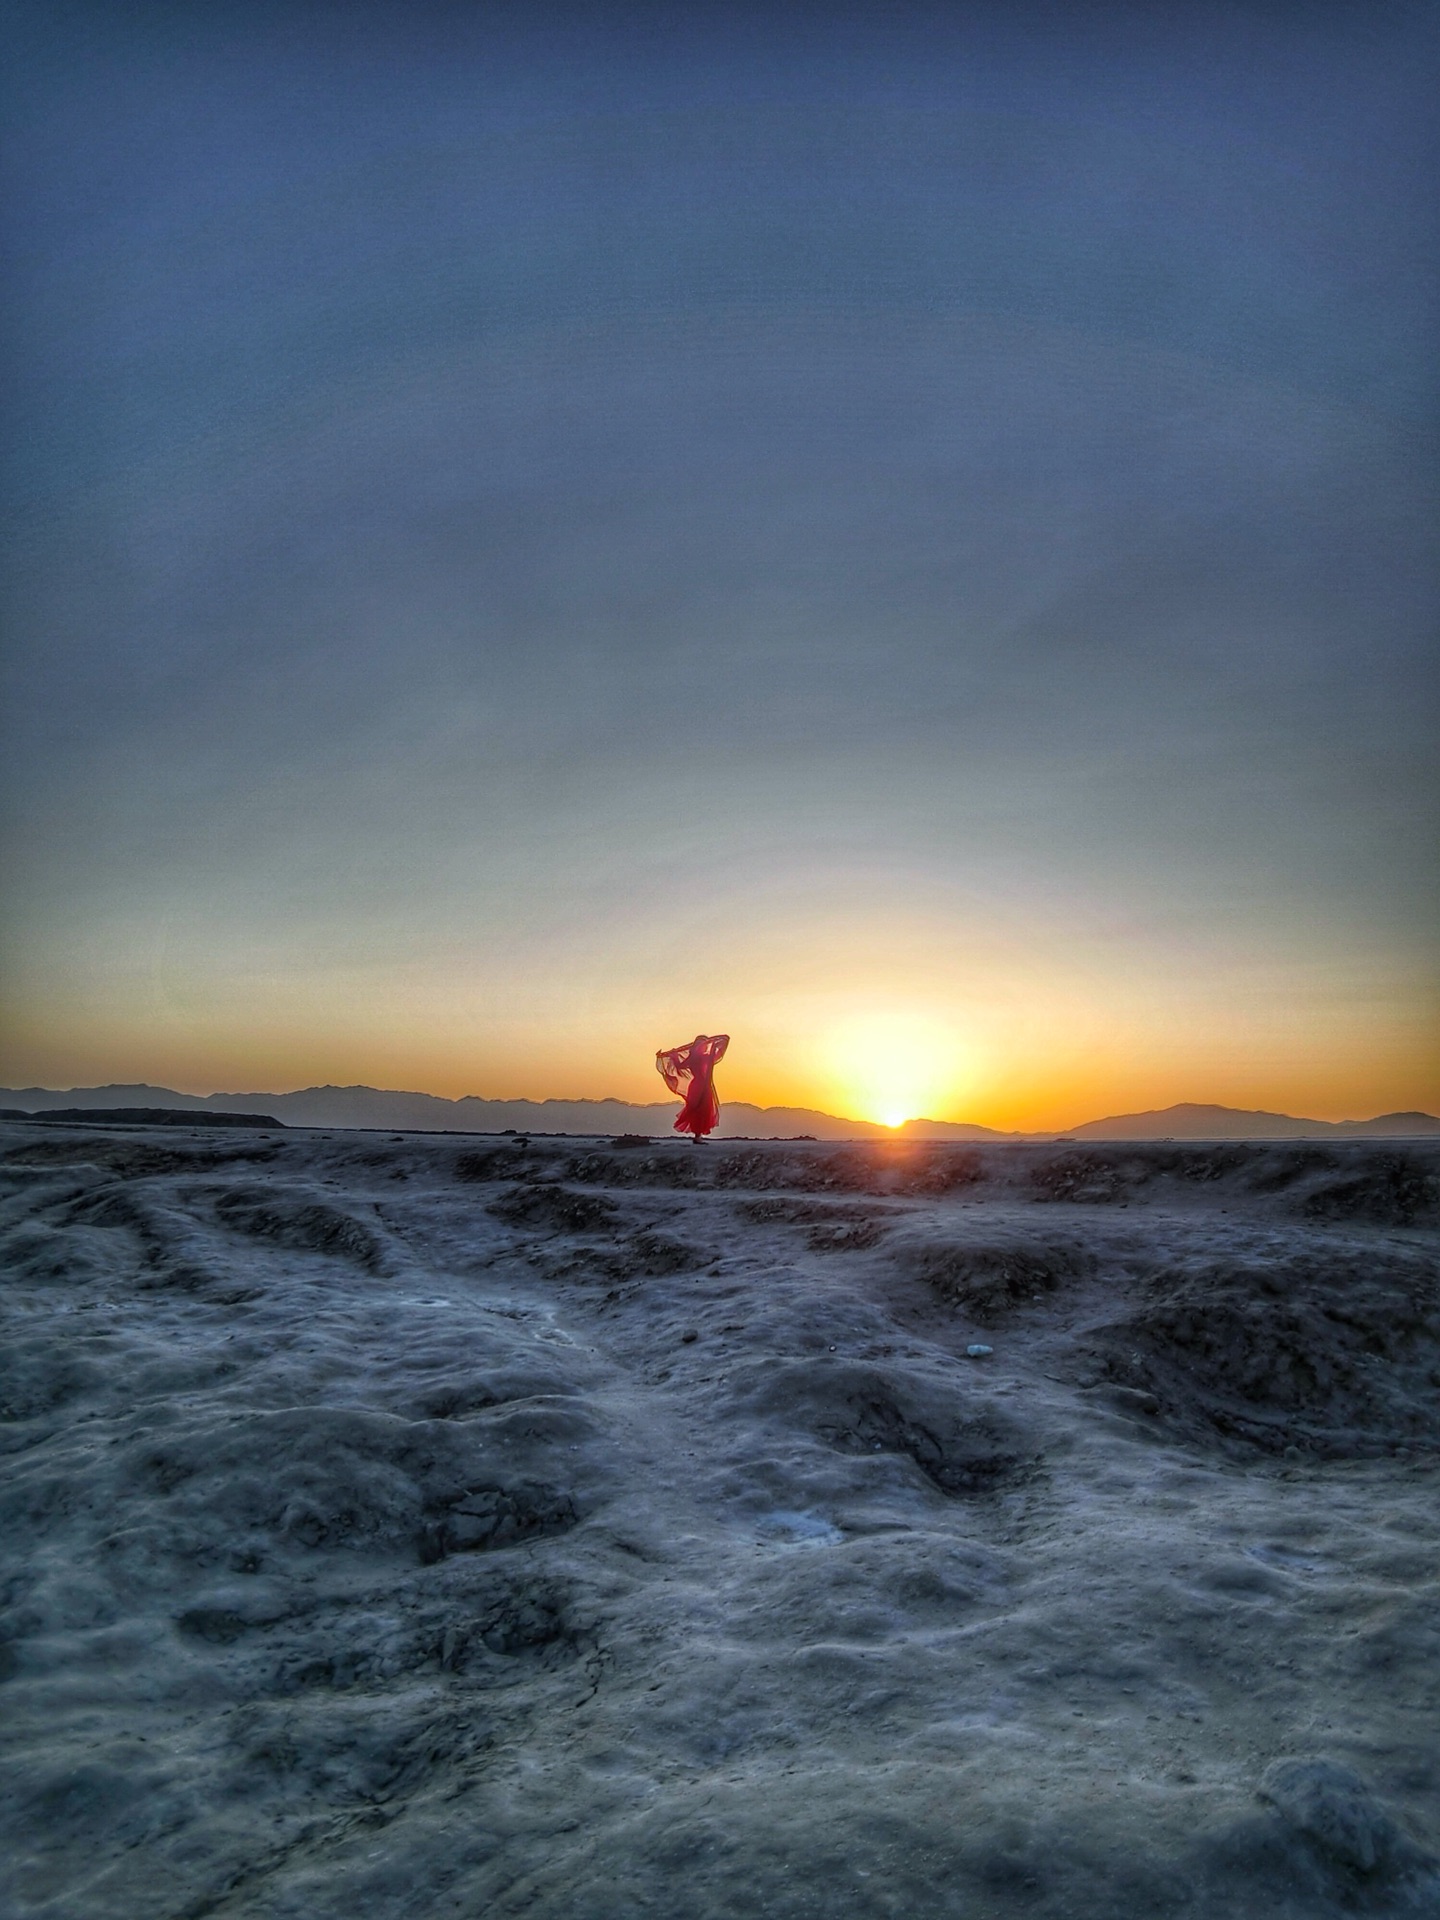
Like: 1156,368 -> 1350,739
4,1138 -> 211,1177
694,1147 -> 871,1192
550,1147 -> 712,1190
537,1229 -> 705,1288
736,1196 -> 896,1251
214,1191 -> 385,1269
187,1573 -> 593,1696
1210,1144 -> 1440,1222
1145,1143 -> 1256,1183
743,1359 -> 1032,1497
62,1183 -> 161,1242
892,1150 -> 987,1194
554,1143 -> 900,1195
418,1482 -> 579,1563
1300,1152 -> 1439,1226
1089,1244 -> 1440,1457
41,1407 -> 586,1575
453,1144 -> 537,1182
64,1183 -> 198,1275
821,1394 -> 1024,1495
902,1234 -> 1095,1319
435,1574 -> 591,1669
0,1218 -> 109,1291
488,1183 -> 620,1233
1029,1149 -> 1150,1203
617,1231 -> 700,1275
1258,1757 -> 1413,1878
1240,1146 -> 1341,1193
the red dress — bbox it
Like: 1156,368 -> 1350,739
656,1033 -> 730,1139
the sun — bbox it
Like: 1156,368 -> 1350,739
821,1010 -> 969,1129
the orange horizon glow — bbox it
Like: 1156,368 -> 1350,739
3,881 -> 1435,1134
3,1010 -> 1435,1133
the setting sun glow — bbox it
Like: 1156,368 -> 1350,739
820,1011 -> 970,1129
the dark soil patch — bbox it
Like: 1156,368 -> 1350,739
418,1482 -> 579,1563
1089,1244 -> 1440,1457
214,1192 -> 385,1270
746,1359 -> 1033,1499
1148,1144 -> 1256,1184
435,1576 -> 591,1673
454,1145 -> 537,1183
414,1382 -> 502,1420
736,1197 -> 897,1251
620,1232 -> 699,1274
176,1606 -> 284,1645
1299,1153 -> 1439,1226
819,1395 -> 1025,1495
554,1149 -> 711,1191
103,1407 -> 547,1560
557,1143 -> 933,1195
718,1148 -> 892,1194
539,1230 -> 703,1284
2,1138 -> 272,1177
63,1184 -> 182,1269
67,1185 -> 164,1235
1029,1151 -> 1149,1203
907,1237 -> 1095,1319
889,1149 -> 986,1195
1242,1147 -> 1341,1194
803,1218 -> 890,1252
488,1184 -> 620,1233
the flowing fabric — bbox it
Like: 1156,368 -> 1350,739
655,1033 -> 730,1139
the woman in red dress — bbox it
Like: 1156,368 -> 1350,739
656,1033 -> 730,1140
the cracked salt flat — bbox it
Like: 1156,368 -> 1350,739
1,1122 -> 1438,1919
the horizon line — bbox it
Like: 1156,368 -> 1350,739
3,1079 -> 1437,1137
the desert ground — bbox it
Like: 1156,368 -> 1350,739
2,1118 -> 1437,1919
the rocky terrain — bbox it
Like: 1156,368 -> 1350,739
2,1120 -> 1437,1918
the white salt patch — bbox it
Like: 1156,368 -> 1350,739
754,1510 -> 846,1548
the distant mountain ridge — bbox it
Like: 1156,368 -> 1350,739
1067,1102 -> 1440,1140
0,1082 -> 1009,1141
1,1084 -> 1436,1141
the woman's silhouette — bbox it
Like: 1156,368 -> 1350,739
656,1033 -> 730,1140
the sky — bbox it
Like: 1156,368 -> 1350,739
1,0 -> 1437,1131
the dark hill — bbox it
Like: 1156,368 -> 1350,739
26,1108 -> 283,1130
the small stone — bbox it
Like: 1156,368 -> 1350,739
966,1343 -> 993,1358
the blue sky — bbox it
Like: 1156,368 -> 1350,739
2,1 -> 1436,1123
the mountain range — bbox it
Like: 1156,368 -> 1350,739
2,1084 -> 1437,1141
